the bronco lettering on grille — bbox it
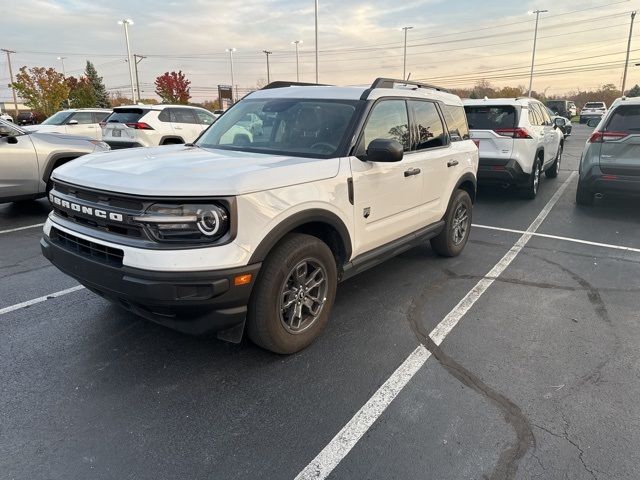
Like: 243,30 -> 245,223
50,194 -> 124,222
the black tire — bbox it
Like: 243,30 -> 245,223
521,156 -> 542,199
545,143 -> 562,178
575,181 -> 594,206
430,189 -> 473,257
247,233 -> 338,354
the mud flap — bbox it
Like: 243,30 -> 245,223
216,319 -> 245,343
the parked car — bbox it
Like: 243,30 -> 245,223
41,78 -> 478,354
0,119 -> 109,203
463,97 -> 564,198
16,111 -> 37,125
0,112 -> 13,122
236,112 -> 264,136
101,104 -> 217,149
580,102 -> 607,123
576,97 -> 640,205
23,108 -> 111,140
546,99 -> 577,119
547,107 -> 572,138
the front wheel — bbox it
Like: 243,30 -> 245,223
431,189 -> 473,257
247,233 -> 337,354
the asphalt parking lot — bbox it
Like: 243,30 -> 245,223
2,124 -> 639,480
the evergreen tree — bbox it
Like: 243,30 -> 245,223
85,61 -> 110,107
627,84 -> 640,97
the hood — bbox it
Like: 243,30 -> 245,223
52,145 -> 341,196
28,130 -> 95,146
23,124 -> 61,133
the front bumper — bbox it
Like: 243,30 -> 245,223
41,232 -> 261,335
579,114 -> 603,124
579,165 -> 640,196
477,158 -> 530,186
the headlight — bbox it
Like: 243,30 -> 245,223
90,140 -> 110,151
134,203 -> 230,243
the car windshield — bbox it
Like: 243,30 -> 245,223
105,108 -> 147,123
464,105 -> 517,130
196,98 -> 359,158
41,111 -> 73,125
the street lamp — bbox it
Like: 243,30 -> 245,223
263,50 -> 272,84
401,26 -> 413,81
118,18 -> 136,102
226,48 -> 237,102
527,9 -> 547,98
292,40 -> 302,82
56,56 -> 66,76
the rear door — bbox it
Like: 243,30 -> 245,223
0,123 -> 39,198
102,108 -> 148,144
599,104 -> 640,176
464,105 -> 516,162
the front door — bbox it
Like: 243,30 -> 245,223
65,111 -> 99,139
350,99 -> 425,256
0,123 -> 39,199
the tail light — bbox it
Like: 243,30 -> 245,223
125,122 -> 154,130
493,127 -> 532,139
588,131 -> 627,143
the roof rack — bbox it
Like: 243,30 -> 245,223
370,77 -> 449,92
261,81 -> 329,90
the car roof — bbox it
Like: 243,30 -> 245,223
60,108 -> 112,112
114,104 -> 208,111
463,97 -> 539,107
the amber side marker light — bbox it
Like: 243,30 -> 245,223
234,274 -> 253,286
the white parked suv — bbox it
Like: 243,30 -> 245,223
41,78 -> 478,353
101,104 -> 217,148
464,97 -> 564,198
24,108 -> 111,140
580,101 -> 607,124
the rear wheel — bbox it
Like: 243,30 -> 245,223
575,181 -> 594,206
521,157 -> 541,199
431,189 -> 472,257
247,233 -> 337,354
545,144 -> 562,178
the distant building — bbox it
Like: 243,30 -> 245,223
0,102 -> 30,114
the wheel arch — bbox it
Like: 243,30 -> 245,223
159,135 -> 185,145
248,209 -> 353,268
454,172 -> 477,203
42,152 -> 81,184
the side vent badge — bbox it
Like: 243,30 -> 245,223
363,207 -> 371,219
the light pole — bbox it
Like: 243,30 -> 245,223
57,56 -> 66,76
402,26 -> 413,81
292,40 -> 302,82
527,9 -> 547,98
226,48 -> 236,102
314,0 -> 319,83
621,11 -> 637,95
118,18 -> 136,102
263,50 -> 272,84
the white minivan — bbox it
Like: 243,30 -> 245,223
463,97 -> 564,198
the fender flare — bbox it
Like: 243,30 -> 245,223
454,172 -> 477,203
159,135 -> 185,145
248,209 -> 353,264
42,152 -> 82,183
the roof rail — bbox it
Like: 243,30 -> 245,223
370,77 -> 449,92
261,81 -> 329,90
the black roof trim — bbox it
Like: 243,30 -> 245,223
261,81 -> 330,90
370,77 -> 449,93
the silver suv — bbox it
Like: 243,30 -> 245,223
0,119 -> 110,203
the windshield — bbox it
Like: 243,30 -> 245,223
41,111 -> 73,125
196,98 -> 359,158
105,108 -> 148,123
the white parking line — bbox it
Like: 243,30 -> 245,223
472,224 -> 640,254
0,223 -> 44,235
294,171 -> 577,480
0,285 -> 85,316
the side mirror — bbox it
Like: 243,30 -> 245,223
365,138 -> 404,163
7,136 -> 18,144
67,119 -> 79,125
586,118 -> 600,127
553,117 -> 566,127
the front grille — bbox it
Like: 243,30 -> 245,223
51,227 -> 124,267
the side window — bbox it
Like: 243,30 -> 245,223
410,100 -> 446,149
361,100 -> 410,152
442,104 -> 470,142
93,112 -> 110,123
535,103 -> 551,125
158,109 -> 171,122
172,108 -> 199,124
70,112 -> 94,124
528,106 -> 541,126
196,111 -> 215,125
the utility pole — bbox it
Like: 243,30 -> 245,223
402,26 -> 413,81
263,50 -> 272,84
2,49 -> 19,117
621,11 -> 637,95
118,19 -> 136,102
314,0 -> 319,83
133,54 -> 146,100
528,9 -> 548,98
57,56 -> 66,76
292,40 -> 302,82
226,48 -> 236,102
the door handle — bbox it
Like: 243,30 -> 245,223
447,160 -> 459,167
404,168 -> 421,177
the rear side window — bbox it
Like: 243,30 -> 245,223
464,106 -> 516,130
528,105 -> 542,126
106,108 -> 147,123
605,105 -> 640,133
409,100 -> 446,149
362,100 -> 410,151
442,104 -> 470,141
171,108 -> 199,124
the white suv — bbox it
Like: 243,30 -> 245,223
24,108 -> 111,140
464,97 -> 564,198
42,78 -> 478,354
580,101 -> 607,124
101,104 -> 217,149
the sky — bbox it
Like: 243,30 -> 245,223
1,0 -> 639,103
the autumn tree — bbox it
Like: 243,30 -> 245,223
154,70 -> 191,104
66,76 -> 95,108
11,66 -> 70,117
85,61 -> 110,108
202,99 -> 221,111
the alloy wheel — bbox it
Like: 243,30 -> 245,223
279,259 -> 328,334
451,203 -> 469,246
